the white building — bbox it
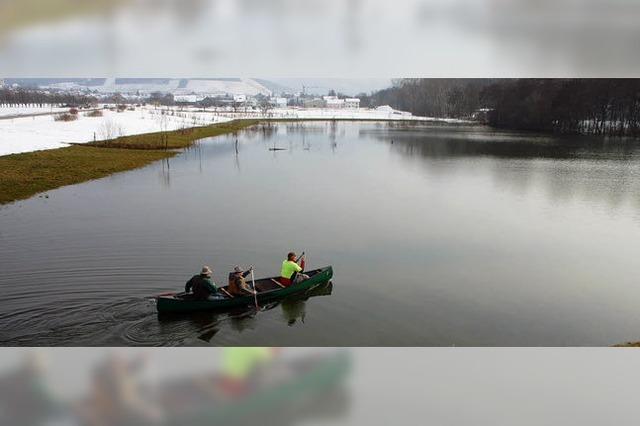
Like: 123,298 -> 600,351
344,98 -> 360,108
233,94 -> 247,103
320,95 -> 358,109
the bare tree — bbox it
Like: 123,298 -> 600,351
259,98 -> 272,117
99,119 -> 118,142
155,110 -> 170,149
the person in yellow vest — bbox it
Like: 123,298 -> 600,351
279,252 -> 309,287
219,347 -> 278,396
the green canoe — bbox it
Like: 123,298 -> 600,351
162,350 -> 351,425
156,266 -> 333,314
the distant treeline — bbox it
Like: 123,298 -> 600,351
364,79 -> 640,137
0,88 -> 98,107
482,79 -> 640,136
360,78 -> 494,118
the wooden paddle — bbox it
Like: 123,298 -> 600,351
250,267 -> 259,310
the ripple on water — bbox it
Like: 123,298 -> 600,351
0,296 -> 154,346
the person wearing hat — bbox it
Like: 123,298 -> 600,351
228,265 -> 255,296
184,266 -> 222,300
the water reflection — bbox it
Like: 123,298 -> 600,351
160,158 -> 172,187
2,122 -> 640,345
157,281 -> 334,344
234,150 -> 241,172
281,281 -> 334,326
374,124 -> 640,160
373,124 -> 640,217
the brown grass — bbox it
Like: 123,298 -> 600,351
54,113 -> 78,122
85,109 -> 103,117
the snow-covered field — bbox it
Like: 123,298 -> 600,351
0,105 -> 467,156
0,107 -> 234,156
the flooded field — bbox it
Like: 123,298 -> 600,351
1,121 -> 640,346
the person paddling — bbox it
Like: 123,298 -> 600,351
228,265 -> 255,296
184,266 -> 223,300
219,347 -> 278,396
279,252 -> 309,286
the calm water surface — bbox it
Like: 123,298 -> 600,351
2,121 -> 640,346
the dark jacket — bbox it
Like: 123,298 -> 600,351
185,274 -> 218,300
227,270 -> 252,296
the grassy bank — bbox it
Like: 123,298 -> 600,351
0,146 -> 173,205
86,120 -> 259,150
0,120 -> 259,205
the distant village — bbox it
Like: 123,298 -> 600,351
0,78 -> 385,113
173,93 -> 362,110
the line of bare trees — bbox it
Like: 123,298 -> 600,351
366,78 -> 640,137
361,79 -> 494,118
0,88 -> 98,107
480,79 -> 640,136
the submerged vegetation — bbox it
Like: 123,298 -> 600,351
0,120 -> 259,205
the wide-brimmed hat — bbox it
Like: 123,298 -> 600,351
233,265 -> 243,273
201,266 -> 213,276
